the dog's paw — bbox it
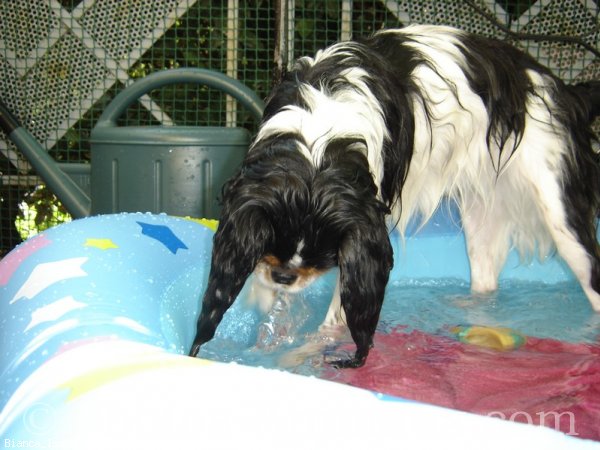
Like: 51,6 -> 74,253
324,350 -> 366,369
327,356 -> 366,369
279,343 -> 323,368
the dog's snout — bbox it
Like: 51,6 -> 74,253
271,269 -> 298,285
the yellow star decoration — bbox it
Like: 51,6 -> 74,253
182,217 -> 219,232
84,238 -> 119,250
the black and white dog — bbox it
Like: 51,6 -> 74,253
190,25 -> 600,368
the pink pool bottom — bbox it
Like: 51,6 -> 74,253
325,329 -> 600,440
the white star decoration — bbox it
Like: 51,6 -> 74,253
25,296 -> 87,332
10,257 -> 89,304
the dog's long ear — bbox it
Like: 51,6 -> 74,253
190,179 -> 273,356
315,142 -> 394,367
334,215 -> 393,367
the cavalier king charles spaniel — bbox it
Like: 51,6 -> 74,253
190,24 -> 600,368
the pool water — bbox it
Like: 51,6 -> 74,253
381,278 -> 599,343
195,210 -> 600,439
199,275 -> 600,375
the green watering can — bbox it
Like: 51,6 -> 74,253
0,68 -> 264,219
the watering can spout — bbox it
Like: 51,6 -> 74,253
0,101 -> 91,218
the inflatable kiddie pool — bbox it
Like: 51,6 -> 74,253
0,212 -> 598,449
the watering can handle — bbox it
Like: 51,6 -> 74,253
95,68 -> 265,128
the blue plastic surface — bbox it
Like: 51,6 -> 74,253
0,211 -> 596,449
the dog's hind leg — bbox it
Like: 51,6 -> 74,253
461,197 -> 512,294
541,203 -> 599,310
522,159 -> 600,311
541,199 -> 600,311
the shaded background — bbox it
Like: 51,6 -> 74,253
0,0 -> 598,256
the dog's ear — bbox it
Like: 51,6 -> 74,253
333,212 -> 393,368
190,192 -> 273,356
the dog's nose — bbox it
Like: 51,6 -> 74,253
271,269 -> 298,285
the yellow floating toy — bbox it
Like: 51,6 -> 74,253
451,325 -> 526,351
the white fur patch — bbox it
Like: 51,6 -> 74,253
289,240 -> 304,268
256,55 -> 388,193
252,24 -> 600,310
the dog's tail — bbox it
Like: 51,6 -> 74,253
568,80 -> 600,123
567,81 -> 600,218
570,80 -> 600,158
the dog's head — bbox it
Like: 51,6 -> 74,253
214,132 -> 390,294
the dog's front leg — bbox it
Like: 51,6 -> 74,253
321,275 -> 345,327
329,224 -> 393,368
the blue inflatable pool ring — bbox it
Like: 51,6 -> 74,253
0,213 -> 592,449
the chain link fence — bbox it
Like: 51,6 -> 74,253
1,0 -> 598,256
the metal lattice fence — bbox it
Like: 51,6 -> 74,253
0,0 -> 598,256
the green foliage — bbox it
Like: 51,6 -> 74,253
15,186 -> 71,240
